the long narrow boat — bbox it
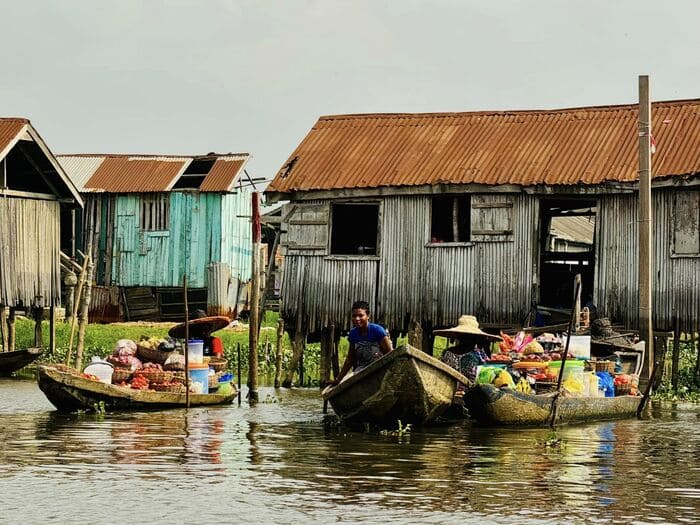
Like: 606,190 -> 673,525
463,383 -> 642,426
322,344 -> 470,425
37,364 -> 236,412
0,348 -> 43,376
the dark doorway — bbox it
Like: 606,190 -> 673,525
538,199 -> 597,313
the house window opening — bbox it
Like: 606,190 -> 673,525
330,203 -> 379,255
140,194 -> 169,231
430,195 -> 470,243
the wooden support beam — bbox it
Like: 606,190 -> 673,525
274,318 -> 284,388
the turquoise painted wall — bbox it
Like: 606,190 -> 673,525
112,192 -> 226,287
221,189 -> 253,281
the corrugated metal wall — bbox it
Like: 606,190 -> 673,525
0,197 -> 61,306
595,189 -> 700,334
281,189 -> 698,335
112,192 -> 222,288
221,190 -> 253,281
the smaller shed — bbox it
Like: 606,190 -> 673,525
0,118 -> 83,311
59,153 -> 254,321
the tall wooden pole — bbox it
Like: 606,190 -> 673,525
184,274 -> 190,409
274,317 -> 284,388
249,192 -> 261,403
638,75 -> 654,382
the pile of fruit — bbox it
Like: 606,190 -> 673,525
80,373 -> 100,381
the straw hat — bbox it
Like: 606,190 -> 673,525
168,315 -> 231,339
433,315 -> 502,341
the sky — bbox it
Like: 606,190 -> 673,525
2,0 -> 699,188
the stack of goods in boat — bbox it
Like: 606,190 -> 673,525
478,330 -> 639,398
90,337 -> 234,395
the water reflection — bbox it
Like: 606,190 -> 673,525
0,381 -> 698,524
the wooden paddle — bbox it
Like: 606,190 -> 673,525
637,361 -> 660,418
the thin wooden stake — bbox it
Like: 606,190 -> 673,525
274,318 -> 284,388
237,342 -> 242,405
184,274 -> 190,409
8,308 -> 16,352
66,252 -> 90,365
0,306 -> 7,352
75,254 -> 95,371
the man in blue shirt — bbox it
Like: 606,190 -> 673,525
330,300 -> 393,385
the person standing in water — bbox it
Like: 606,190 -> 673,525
330,300 -> 393,385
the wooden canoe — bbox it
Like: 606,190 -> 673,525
0,348 -> 43,376
37,364 -> 236,413
463,383 -> 642,426
321,344 -> 470,425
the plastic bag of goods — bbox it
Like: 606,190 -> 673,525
113,339 -> 137,357
107,354 -> 142,372
493,370 -> 516,389
562,376 -> 584,395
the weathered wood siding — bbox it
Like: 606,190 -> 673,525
595,189 -> 700,334
113,192 -> 222,288
280,188 -> 699,335
0,197 -> 60,306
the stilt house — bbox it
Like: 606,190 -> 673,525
0,118 -> 83,311
59,153 -> 253,321
265,100 -> 700,340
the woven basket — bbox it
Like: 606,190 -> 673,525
111,367 -> 133,383
136,344 -> 173,365
208,357 -> 228,373
594,360 -> 615,373
208,373 -> 219,389
170,371 -> 187,384
133,369 -> 173,383
615,384 -> 632,396
151,383 -> 186,393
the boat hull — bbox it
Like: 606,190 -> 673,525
322,345 -> 469,425
463,383 -> 641,426
37,365 -> 236,412
0,348 -> 43,376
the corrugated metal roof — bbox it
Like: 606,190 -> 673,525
83,156 -> 188,192
58,156 -> 106,192
199,158 -> 246,191
58,153 -> 250,193
0,118 -> 28,160
267,99 -> 700,194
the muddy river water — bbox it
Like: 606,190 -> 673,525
1,378 -> 698,524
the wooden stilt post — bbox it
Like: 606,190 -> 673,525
274,318 -> 284,388
638,74 -> 654,382
49,303 -> 56,355
33,299 -> 43,348
248,192 -> 261,403
282,314 -> 304,388
320,324 -> 333,388
8,308 -> 16,352
0,306 -> 7,351
671,316 -> 681,390
331,334 -> 340,379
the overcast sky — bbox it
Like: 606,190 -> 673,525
2,0 -> 698,187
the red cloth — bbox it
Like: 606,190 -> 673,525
211,336 -> 224,357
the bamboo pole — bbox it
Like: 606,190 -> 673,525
274,318 -> 284,388
549,276 -> 581,427
248,192 -> 261,403
237,342 -> 242,405
638,74 -> 654,381
66,252 -> 89,365
33,302 -> 43,348
184,274 -> 190,409
75,254 -> 95,371
282,314 -> 304,388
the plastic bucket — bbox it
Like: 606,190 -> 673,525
548,360 -> 585,383
84,361 -> 114,384
188,363 -> 209,394
187,340 -> 204,364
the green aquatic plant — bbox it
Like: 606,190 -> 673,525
538,431 -> 565,449
380,420 -> 412,437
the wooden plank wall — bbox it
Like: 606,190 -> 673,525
0,197 -> 61,306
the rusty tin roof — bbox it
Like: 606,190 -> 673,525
58,153 -> 250,193
0,118 -> 29,159
267,99 -> 700,194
